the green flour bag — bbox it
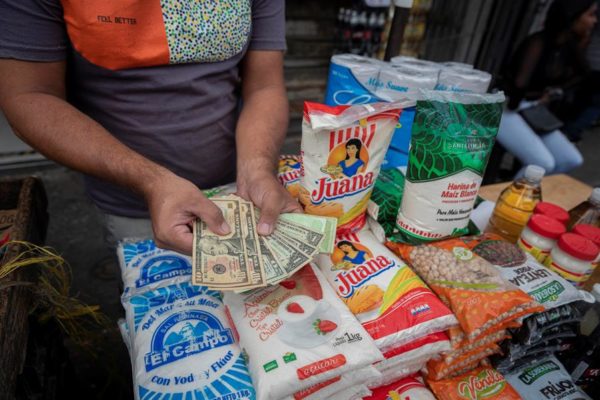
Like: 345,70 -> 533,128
395,90 -> 505,243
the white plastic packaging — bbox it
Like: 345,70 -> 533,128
435,67 -> 492,93
223,264 -> 383,400
375,65 -> 437,101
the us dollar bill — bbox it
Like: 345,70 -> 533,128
275,219 -> 325,249
271,230 -> 319,258
192,197 -> 252,288
262,234 -> 311,277
239,201 -> 266,288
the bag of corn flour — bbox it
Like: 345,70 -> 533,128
395,91 -> 504,243
300,101 -> 412,234
223,263 -> 383,400
122,283 -> 255,400
315,230 -> 457,350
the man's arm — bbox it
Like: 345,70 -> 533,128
0,59 -> 229,254
235,50 -> 301,235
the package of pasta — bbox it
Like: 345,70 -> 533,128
299,100 -> 412,234
387,238 -> 543,341
278,155 -> 303,198
314,230 -> 457,350
427,366 -> 521,400
395,91 -> 504,244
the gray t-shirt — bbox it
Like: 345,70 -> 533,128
0,0 -> 286,217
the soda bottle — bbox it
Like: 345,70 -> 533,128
485,165 -> 545,243
568,187 -> 600,229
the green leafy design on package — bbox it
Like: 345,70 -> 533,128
406,99 -> 502,182
371,168 -> 405,235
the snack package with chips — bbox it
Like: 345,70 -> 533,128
387,237 -> 543,341
223,263 -> 383,400
395,91 -> 504,244
118,239 -> 192,298
466,234 -> 587,311
278,155 -> 303,198
122,282 -> 255,400
427,366 -> 521,400
315,230 -> 457,350
366,375 -> 437,400
299,101 -> 412,234
505,355 -> 591,400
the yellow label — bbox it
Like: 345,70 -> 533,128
517,237 -> 550,263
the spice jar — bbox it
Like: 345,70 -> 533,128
533,202 -> 570,226
544,233 -> 600,287
572,224 -> 600,272
518,214 -> 566,263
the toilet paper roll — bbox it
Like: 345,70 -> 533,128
436,66 -> 492,93
330,54 -> 383,93
375,65 -> 437,101
441,61 -> 473,69
390,57 -> 443,76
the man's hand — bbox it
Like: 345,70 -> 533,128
144,173 -> 230,255
237,170 -> 301,235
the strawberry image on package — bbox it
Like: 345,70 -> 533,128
315,230 -> 457,350
223,263 -> 383,400
299,101 -> 412,234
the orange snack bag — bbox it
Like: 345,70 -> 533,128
427,367 -> 522,400
387,238 -> 543,341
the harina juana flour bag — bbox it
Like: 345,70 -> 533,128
300,101 -> 413,234
223,264 -> 383,400
314,230 -> 457,350
396,91 -> 505,243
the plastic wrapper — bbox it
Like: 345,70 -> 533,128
394,91 -> 504,243
387,237 -> 543,341
427,366 -> 521,400
278,155 -> 303,198
426,342 -> 502,380
368,168 -> 405,236
315,230 -> 457,350
505,355 -> 591,400
286,366 -> 380,400
514,303 -> 583,345
376,331 -> 450,372
468,234 -> 587,310
223,264 -> 383,400
365,375 -> 437,400
435,67 -> 492,93
375,65 -> 437,101
325,54 -> 383,105
122,283 -> 255,400
299,101 -> 411,234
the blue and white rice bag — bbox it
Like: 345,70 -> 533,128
118,239 -> 192,297
124,282 -> 255,400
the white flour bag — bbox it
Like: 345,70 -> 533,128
118,239 -> 192,297
299,101 -> 412,234
315,230 -> 457,350
223,263 -> 383,400
123,282 -> 255,400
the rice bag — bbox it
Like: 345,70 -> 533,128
278,155 -> 303,198
122,282 -> 255,400
427,366 -> 521,400
287,366 -> 380,400
299,101 -> 412,234
505,355 -> 591,400
314,230 -> 457,350
395,91 -> 504,243
223,263 -> 383,400
387,238 -> 543,341
377,331 -> 450,372
467,234 -> 587,310
365,375 -> 437,400
118,239 -> 192,298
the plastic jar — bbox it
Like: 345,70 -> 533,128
518,214 -> 566,263
533,202 -> 570,226
544,233 -> 600,287
572,224 -> 600,272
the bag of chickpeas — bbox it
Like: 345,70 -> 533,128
386,237 -> 543,341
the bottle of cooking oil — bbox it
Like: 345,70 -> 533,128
568,188 -> 600,229
485,165 -> 545,243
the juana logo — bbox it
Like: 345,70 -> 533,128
136,254 -> 192,288
278,155 -> 302,186
144,310 -> 234,371
311,123 -> 374,204
331,234 -> 395,297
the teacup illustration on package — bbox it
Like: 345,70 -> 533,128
278,294 -> 341,349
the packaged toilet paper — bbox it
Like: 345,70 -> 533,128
375,65 -> 438,101
436,67 -> 492,93
325,54 -> 383,105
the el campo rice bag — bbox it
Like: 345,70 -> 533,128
315,230 -> 457,350
300,101 -> 412,234
223,263 -> 383,400
387,237 -> 543,341
396,91 -> 505,243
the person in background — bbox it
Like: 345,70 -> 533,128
498,0 -> 597,177
0,0 -> 299,261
